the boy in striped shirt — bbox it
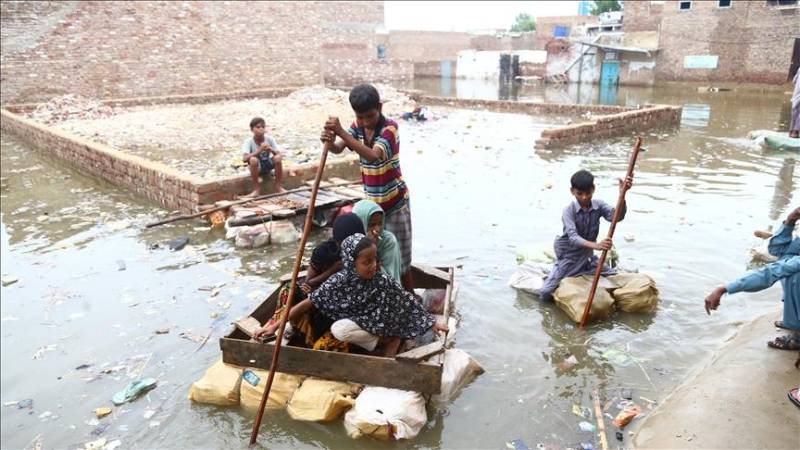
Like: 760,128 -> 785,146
321,84 -> 414,291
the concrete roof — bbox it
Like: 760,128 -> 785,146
573,39 -> 659,56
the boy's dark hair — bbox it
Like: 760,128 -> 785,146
349,84 -> 381,113
571,170 -> 594,191
249,117 -> 265,129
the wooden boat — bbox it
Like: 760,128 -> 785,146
219,263 -> 457,395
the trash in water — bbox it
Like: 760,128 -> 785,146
75,364 -> 92,370
220,301 -> 231,310
38,411 -> 52,420
621,388 -> 633,400
32,344 -> 57,360
572,404 -> 592,419
168,236 -> 189,251
506,439 -> 530,450
142,409 -> 156,419
578,421 -> 596,433
90,422 -> 110,436
1,276 -> 19,287
148,420 -> 161,428
3,401 -> 19,407
112,378 -> 157,405
578,443 -> 594,450
17,399 -> 33,409
105,439 -> 122,450
154,328 -> 170,335
556,354 -> 579,372
615,431 -> 624,441
242,369 -> 261,387
601,349 -> 634,366
94,407 -> 112,418
209,311 -> 219,319
84,437 -> 107,450
116,260 -> 126,271
612,404 -> 642,428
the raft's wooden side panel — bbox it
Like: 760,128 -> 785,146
220,338 -> 443,394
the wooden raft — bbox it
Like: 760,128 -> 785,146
226,178 -> 365,227
220,264 -> 457,394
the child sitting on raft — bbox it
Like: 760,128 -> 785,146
352,199 -> 403,284
254,233 -> 447,356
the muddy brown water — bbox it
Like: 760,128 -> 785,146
1,81 -> 797,449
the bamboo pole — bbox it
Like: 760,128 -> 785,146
578,137 -> 642,328
248,146 -> 329,446
593,389 -> 609,450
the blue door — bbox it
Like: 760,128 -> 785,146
600,61 -> 620,87
440,60 -> 452,78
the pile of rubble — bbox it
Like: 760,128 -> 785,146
28,95 -> 115,124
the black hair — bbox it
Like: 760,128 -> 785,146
571,170 -> 594,191
249,117 -> 265,129
353,235 -> 375,257
349,84 -> 381,113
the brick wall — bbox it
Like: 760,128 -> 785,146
1,102 -> 360,212
470,32 -> 546,51
387,30 -> 471,62
535,105 -> 683,149
537,15 -> 599,39
0,1 -> 385,104
623,1 -> 664,32
649,1 -> 798,84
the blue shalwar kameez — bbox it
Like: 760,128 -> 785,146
725,223 -> 800,331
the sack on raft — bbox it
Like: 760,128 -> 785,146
432,349 -> 484,405
553,275 -> 616,323
286,378 -> 361,422
608,273 -> 659,313
229,220 -> 299,249
508,261 -> 550,295
187,359 -> 243,406
239,369 -> 305,410
343,387 -> 427,441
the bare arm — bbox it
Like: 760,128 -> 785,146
307,261 -> 342,288
323,116 -> 384,162
254,299 -> 315,339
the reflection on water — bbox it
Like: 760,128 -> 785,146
2,79 -> 799,449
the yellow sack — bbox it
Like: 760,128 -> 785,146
188,359 -> 243,406
553,275 -> 615,324
239,369 -> 305,411
608,273 -> 659,313
287,378 -> 361,422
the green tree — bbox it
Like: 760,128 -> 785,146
510,13 -> 536,32
590,0 -> 622,15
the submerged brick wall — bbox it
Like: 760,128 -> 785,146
536,105 -> 683,149
0,1 -> 385,104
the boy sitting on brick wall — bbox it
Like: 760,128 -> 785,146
241,117 -> 284,196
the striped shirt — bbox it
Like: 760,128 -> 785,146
347,115 -> 409,214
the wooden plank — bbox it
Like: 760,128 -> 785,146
234,317 -> 262,338
415,264 -> 451,283
219,338 -> 442,394
395,340 -> 444,363
272,209 -> 295,219
438,268 -> 455,365
279,270 -> 307,283
410,263 -> 448,289
329,177 -> 351,185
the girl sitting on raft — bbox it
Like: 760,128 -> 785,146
254,233 -> 447,356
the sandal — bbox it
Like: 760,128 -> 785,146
789,388 -> 800,409
112,378 -> 157,405
767,334 -> 800,351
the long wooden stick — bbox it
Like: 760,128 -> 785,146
578,137 -> 642,328
144,186 -> 311,228
248,146 -> 329,446
592,389 -> 609,450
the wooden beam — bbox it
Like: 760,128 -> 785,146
219,338 -> 443,394
396,341 -> 444,363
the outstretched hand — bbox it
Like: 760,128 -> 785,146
253,323 -> 278,341
704,286 -> 726,315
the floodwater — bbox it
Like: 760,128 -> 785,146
1,80 -> 798,449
